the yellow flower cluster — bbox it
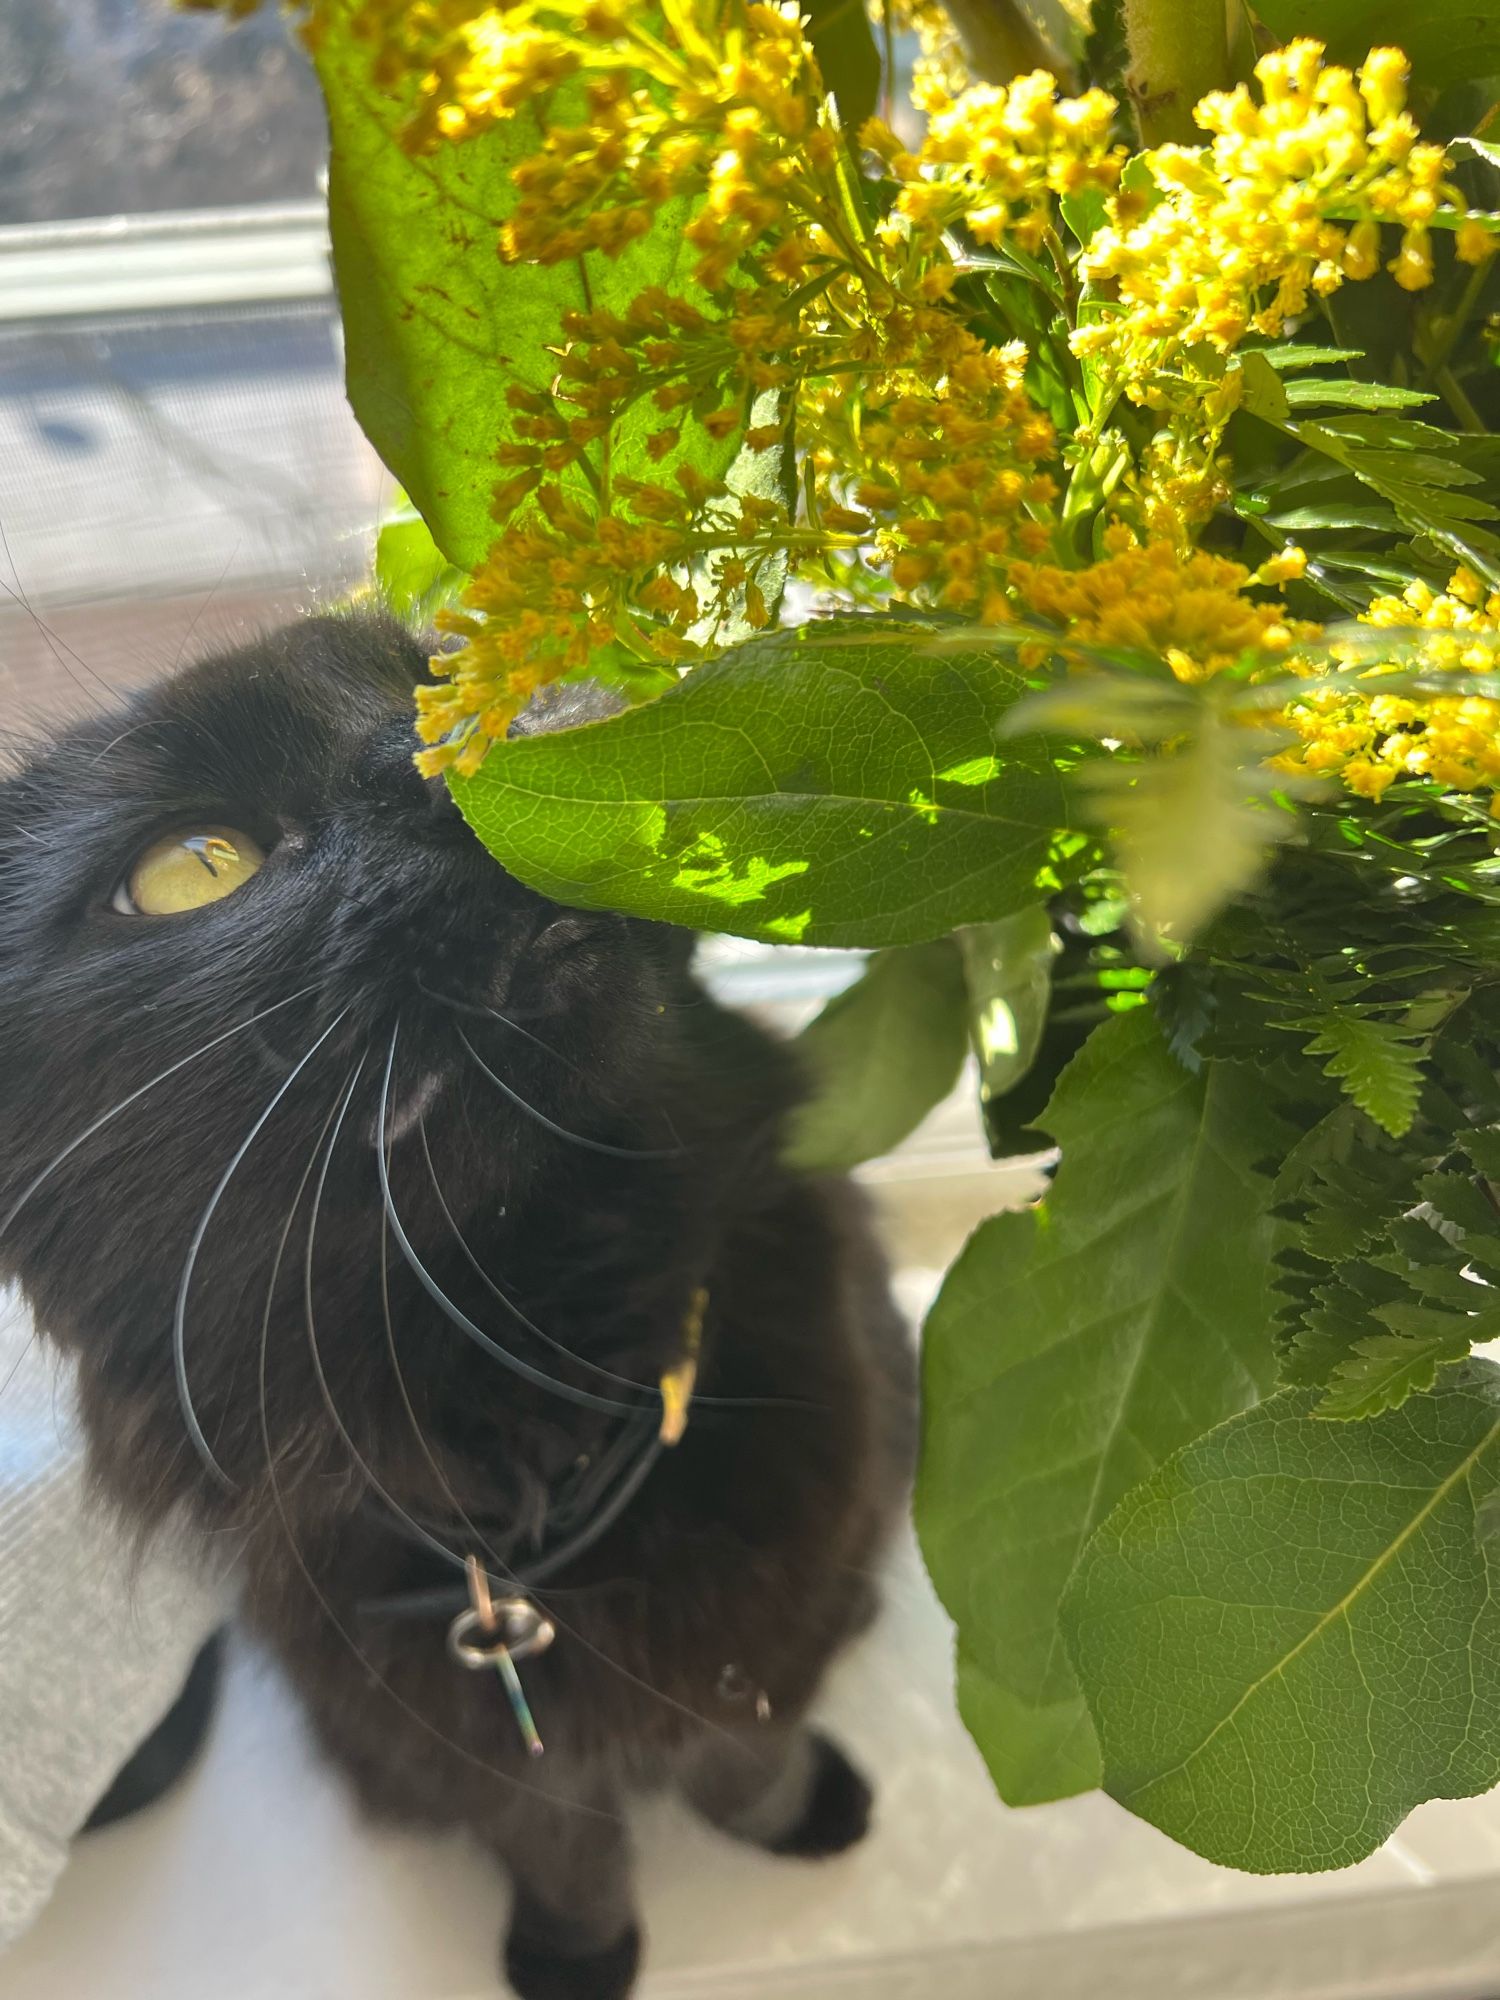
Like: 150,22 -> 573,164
1275,570 -> 1500,800
1010,534 -> 1314,684
258,1 -> 1500,811
404,14 -> 1129,766
866,70 -> 1123,255
1075,40 -> 1490,371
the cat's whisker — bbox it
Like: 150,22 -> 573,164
175,1006 -> 350,1492
453,1025 -> 685,1162
0,982 -> 323,1252
378,1022 -> 644,1419
415,1109 -> 658,1404
304,1053 -> 481,1578
415,1108 -> 818,1421
379,1139 -> 741,1749
253,1116 -> 604,1822
415,979 -> 588,1077
0,1328 -> 38,1409
377,1191 -> 523,1588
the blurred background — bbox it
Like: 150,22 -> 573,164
0,0 -> 384,724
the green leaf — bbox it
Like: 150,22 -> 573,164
1085,713 -> 1291,954
916,1010 -> 1285,1806
957,907 -> 1058,1119
783,940 -> 968,1173
1281,380 -> 1437,412
449,620 -> 1083,949
1455,135 -> 1500,173
1063,1365 -> 1500,1872
803,0 -> 881,137
1238,350 -> 1290,425
1264,503 -> 1404,533
1319,1316 -> 1483,1422
1259,344 -> 1365,371
375,506 -> 469,621
1248,2 -> 1500,88
1293,414 -> 1500,587
1301,1012 -> 1424,1137
312,5 -> 736,570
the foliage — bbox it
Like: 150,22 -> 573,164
203,0 -> 1500,1876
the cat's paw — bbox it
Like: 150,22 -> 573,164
504,1923 -> 641,2000
768,1733 -> 872,1859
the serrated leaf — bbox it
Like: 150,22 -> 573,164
1302,1012 -> 1424,1137
957,907 -> 1058,1119
1294,415 -> 1500,586
1282,380 -> 1437,412
783,939 -> 967,1173
1260,344 -> 1365,371
449,619 -> 1083,949
916,1010 -> 1285,1806
1318,1323 -> 1477,1421
1272,1100 -> 1364,1199
1063,1366 -> 1500,1872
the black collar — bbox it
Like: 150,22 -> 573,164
354,1407 -> 664,1623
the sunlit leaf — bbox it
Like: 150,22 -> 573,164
1063,1365 -> 1500,1872
449,620 -> 1084,948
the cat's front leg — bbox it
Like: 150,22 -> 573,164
679,1722 -> 873,1859
489,1780 -> 641,2000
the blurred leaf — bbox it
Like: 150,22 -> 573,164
784,940 -> 968,1173
804,0 -> 881,136
1063,1365 -> 1500,1871
1264,503 -> 1404,532
1248,2 -> 1500,87
916,1007 -> 1285,1806
958,907 -> 1058,1126
450,619 -> 1084,948
1086,714 -> 1293,955
375,506 -> 469,620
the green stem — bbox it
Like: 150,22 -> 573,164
1434,364 -> 1486,434
941,0 -> 1070,87
1122,0 -> 1229,146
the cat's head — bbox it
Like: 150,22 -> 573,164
0,611 -> 728,1515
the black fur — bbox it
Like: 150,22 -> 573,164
0,611 -> 913,1997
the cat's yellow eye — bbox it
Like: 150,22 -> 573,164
116,828 -> 267,916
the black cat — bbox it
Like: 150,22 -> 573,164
0,611 -> 914,2000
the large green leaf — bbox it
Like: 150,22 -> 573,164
1063,1364 -> 1500,1872
1249,2 -> 1500,89
449,621 -> 1082,948
784,940 -> 968,1173
313,4 -> 735,570
915,1010 -> 1286,1805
